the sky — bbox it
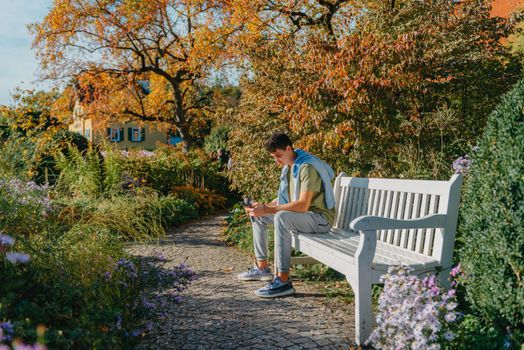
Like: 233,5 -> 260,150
0,0 -> 53,106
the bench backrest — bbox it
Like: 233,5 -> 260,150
332,173 -> 463,265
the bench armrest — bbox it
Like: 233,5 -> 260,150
349,213 -> 447,231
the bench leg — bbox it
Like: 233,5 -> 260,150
348,276 -> 373,346
438,270 -> 451,290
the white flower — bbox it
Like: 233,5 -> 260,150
444,312 -> 457,323
443,330 -> 455,341
367,265 -> 459,349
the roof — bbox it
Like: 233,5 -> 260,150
137,80 -> 151,95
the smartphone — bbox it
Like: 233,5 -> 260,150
241,197 -> 254,208
240,201 -> 252,208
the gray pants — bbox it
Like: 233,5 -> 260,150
250,211 -> 331,273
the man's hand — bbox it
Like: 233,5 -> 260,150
247,203 -> 266,217
243,201 -> 259,213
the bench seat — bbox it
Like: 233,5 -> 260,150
292,231 -> 440,276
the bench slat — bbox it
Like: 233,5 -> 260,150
340,177 -> 451,195
385,191 -> 398,244
400,192 -> 414,249
381,191 -> 393,241
394,191 -> 406,245
415,194 -> 429,253
423,195 -> 440,255
407,193 -> 422,250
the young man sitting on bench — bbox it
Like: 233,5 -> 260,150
237,132 -> 336,298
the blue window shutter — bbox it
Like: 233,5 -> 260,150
128,127 -> 133,142
141,127 -> 146,142
119,128 -> 124,142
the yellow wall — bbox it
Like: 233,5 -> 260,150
69,118 -> 169,150
92,122 -> 168,150
68,100 -> 172,150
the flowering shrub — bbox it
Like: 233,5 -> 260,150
0,133 -> 223,348
1,228 -> 196,349
367,265 -> 459,349
0,233 -> 30,265
102,253 -> 196,340
0,179 -> 52,235
0,322 -> 47,350
0,237 -> 47,350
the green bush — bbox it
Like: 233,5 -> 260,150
151,195 -> 198,227
447,314 -> 509,350
458,79 -> 524,345
34,129 -> 91,185
204,124 -> 231,155
115,146 -> 226,195
0,128 -> 90,185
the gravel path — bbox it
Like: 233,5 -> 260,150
131,214 -> 357,350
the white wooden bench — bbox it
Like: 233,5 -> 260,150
290,173 -> 463,345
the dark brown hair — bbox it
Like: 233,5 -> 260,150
264,132 -> 293,152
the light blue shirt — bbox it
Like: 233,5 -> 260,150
277,149 -> 335,209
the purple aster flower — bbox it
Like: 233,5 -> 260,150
0,321 -> 14,342
0,234 -> 15,247
142,298 -> 155,309
452,155 -> 472,175
450,264 -> 462,277
154,250 -> 167,262
5,252 -> 30,264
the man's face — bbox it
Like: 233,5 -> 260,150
270,146 -> 295,167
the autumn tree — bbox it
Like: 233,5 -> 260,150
226,0 -> 521,199
31,0 -> 246,151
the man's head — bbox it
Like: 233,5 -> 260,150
264,132 -> 296,167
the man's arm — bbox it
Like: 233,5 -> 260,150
266,198 -> 278,207
249,192 -> 314,217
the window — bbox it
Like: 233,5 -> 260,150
110,128 -> 121,142
131,127 -> 141,142
84,128 -> 91,139
128,127 -> 144,142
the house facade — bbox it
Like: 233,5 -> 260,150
69,102 -> 182,150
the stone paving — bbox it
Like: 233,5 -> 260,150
131,214 -> 357,350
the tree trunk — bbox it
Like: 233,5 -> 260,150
171,82 -> 194,153
177,124 -> 193,154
